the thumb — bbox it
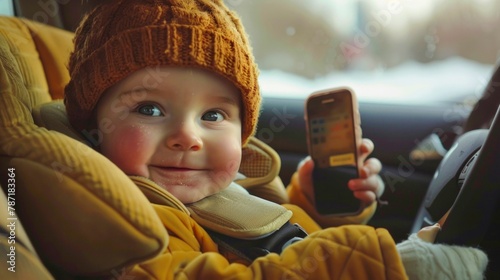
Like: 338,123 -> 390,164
297,156 -> 315,203
417,223 -> 441,243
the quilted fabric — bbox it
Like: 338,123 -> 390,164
239,142 -> 274,178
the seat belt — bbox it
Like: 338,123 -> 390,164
207,222 -> 308,262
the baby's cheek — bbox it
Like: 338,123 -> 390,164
212,138 -> 242,177
103,125 -> 151,176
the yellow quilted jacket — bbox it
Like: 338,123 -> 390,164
127,199 -> 406,279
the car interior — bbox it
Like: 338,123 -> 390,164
0,0 -> 499,279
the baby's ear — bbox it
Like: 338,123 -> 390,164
33,101 -> 105,150
33,101 -> 87,143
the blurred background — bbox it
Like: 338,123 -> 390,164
224,0 -> 500,77
223,0 -> 500,104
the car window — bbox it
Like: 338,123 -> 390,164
226,0 -> 500,105
0,0 -> 14,16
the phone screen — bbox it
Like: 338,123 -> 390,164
308,92 -> 357,169
306,89 -> 361,215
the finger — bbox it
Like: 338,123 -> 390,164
297,156 -> 315,203
360,138 -> 374,155
360,158 -> 384,197
417,223 -> 441,243
359,157 -> 382,179
349,173 -> 385,198
349,174 -> 379,191
297,155 -> 311,170
358,138 -> 375,163
353,189 -> 377,204
375,175 -> 385,198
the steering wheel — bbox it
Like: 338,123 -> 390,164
412,63 -> 500,278
462,63 -> 500,133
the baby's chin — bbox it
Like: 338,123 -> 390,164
144,171 -> 233,204
158,182 -> 223,205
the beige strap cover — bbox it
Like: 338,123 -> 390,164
187,183 -> 292,239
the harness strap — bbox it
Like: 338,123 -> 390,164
186,183 -> 293,239
208,222 -> 308,262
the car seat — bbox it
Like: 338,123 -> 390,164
0,16 -> 288,279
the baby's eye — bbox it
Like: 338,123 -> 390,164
201,110 -> 224,122
137,104 -> 163,117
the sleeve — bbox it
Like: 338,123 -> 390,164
286,171 -> 377,228
396,233 -> 489,280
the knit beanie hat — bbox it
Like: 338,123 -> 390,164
64,0 -> 260,145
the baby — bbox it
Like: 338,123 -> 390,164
64,0 -> 488,279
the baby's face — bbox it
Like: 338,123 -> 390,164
96,66 -> 242,204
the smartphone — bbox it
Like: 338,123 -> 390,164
305,87 -> 363,216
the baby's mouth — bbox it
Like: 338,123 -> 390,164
161,167 -> 194,172
150,165 -> 204,175
153,165 -> 191,170
149,165 -> 209,186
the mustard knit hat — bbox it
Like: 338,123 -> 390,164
64,0 -> 260,145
